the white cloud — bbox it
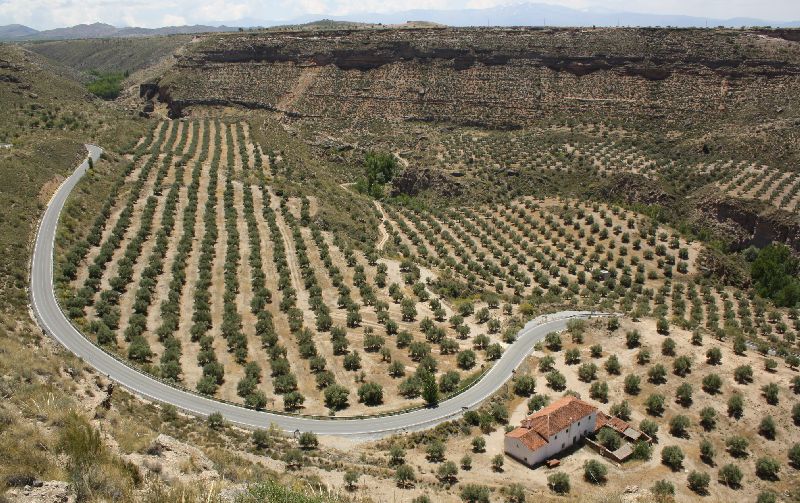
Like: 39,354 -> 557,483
161,14 -> 187,26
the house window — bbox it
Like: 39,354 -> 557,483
561,443 -> 565,449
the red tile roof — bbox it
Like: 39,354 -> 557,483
506,396 -> 598,452
521,396 -> 597,437
595,411 -> 630,433
507,426 -> 548,451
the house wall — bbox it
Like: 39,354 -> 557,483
505,412 -> 597,467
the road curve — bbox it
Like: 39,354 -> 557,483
31,145 -> 605,437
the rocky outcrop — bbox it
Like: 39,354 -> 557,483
391,166 -> 464,198
696,196 -> 800,252
125,434 -> 218,483
3,480 -> 74,503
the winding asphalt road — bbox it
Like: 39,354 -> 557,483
31,145 -> 604,437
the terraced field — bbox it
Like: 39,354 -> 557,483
55,119 -> 799,420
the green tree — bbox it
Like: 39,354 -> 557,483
358,382 -> 384,405
324,384 -> 350,411
651,480 -> 674,497
206,412 -> 224,430
750,244 -> 800,307
726,435 -> 749,458
426,440 -> 445,462
344,469 -> 359,490
719,463 -> 743,488
547,472 -> 570,494
395,464 -> 415,488
687,470 -> 710,494
437,460 -> 459,485
358,152 -> 398,198
661,445 -> 684,471
459,484 -> 490,503
298,431 -> 318,450
755,456 -> 780,480
583,459 -> 608,485
422,372 -> 439,406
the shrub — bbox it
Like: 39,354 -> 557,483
762,382 -> 780,405
757,491 -> 777,503
640,419 -> 659,439
513,375 -> 536,396
734,364 -> 753,384
504,483 -> 526,503
702,373 -> 722,394
651,480 -> 674,497
252,429 -> 272,450
527,394 -> 550,412
589,381 -> 609,402
597,428 -> 621,451
546,370 -> 566,391
645,393 -> 665,416
675,383 -> 693,406
726,435 -> 749,458
788,443 -> 800,468
699,407 -> 717,431
547,472 -> 570,494
491,454 -> 505,472
750,243 -> 800,307
436,460 -> 458,484
344,469 -> 359,490
755,456 -> 780,480
583,459 -> 607,485
604,354 -> 621,375
426,440 -> 445,462
700,438 -> 715,464
687,470 -> 710,494
324,384 -> 350,411
395,464 -> 415,487
669,415 -> 690,437
759,415 -> 777,439
624,374 -> 641,395
206,412 -> 224,430
298,432 -> 318,450
648,364 -> 667,384
672,355 -> 692,376
719,463 -> 743,488
609,400 -> 631,421
706,347 -> 722,364
728,393 -> 744,418
357,382 -> 384,405
471,436 -> 486,453
661,445 -> 684,470
459,484 -> 490,503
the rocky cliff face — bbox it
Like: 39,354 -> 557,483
697,196 -> 800,252
147,27 -> 800,127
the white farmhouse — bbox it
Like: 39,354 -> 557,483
504,395 -> 598,467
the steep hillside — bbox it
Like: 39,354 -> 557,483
24,36 -> 192,74
144,27 -> 800,254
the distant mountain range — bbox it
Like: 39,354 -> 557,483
242,4 -> 800,30
0,22 -> 238,41
1,3 -> 798,42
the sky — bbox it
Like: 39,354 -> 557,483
1,0 -> 798,30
